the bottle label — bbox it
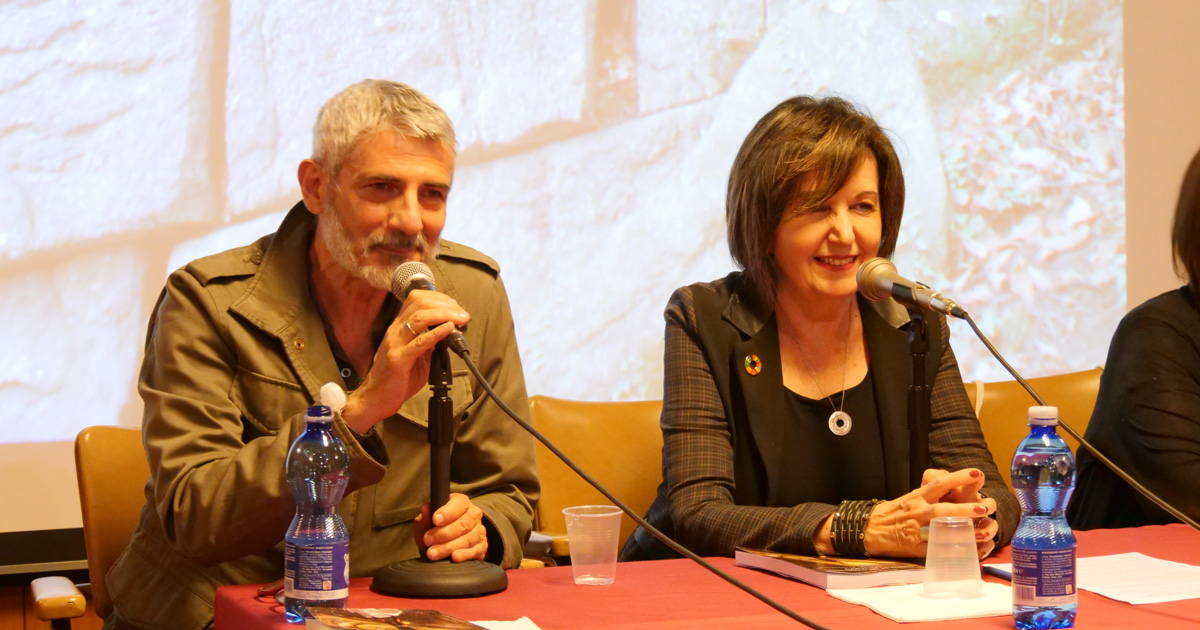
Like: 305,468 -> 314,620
1012,547 -> 1076,606
284,541 -> 349,600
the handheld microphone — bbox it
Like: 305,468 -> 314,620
856,257 -> 967,319
390,261 -> 470,356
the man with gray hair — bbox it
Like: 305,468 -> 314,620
103,80 -> 539,629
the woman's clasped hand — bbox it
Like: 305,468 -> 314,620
863,468 -> 999,559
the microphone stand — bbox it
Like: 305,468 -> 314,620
372,340 -> 508,597
901,301 -> 931,489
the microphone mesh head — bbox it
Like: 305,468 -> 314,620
856,257 -> 896,301
391,261 -> 435,298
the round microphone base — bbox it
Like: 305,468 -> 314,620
371,558 -> 508,598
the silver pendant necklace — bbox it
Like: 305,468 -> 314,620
783,307 -> 854,436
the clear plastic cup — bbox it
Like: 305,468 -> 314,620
562,505 -> 623,585
922,516 -> 984,599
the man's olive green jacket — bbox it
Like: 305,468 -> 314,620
104,204 -> 538,630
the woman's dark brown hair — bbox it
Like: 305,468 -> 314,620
1173,146 -> 1200,289
726,96 -> 905,309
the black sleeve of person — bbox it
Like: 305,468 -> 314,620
1069,293 -> 1200,529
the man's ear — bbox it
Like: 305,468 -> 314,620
298,159 -> 328,215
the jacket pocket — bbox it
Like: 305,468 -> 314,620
230,367 -> 307,435
394,370 -> 475,428
106,543 -> 219,630
370,433 -> 427,529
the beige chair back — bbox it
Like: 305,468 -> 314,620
966,367 -> 1102,490
75,426 -> 148,619
529,396 -> 663,551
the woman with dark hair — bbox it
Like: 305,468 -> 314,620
620,96 -> 1018,561
1067,146 -> 1200,529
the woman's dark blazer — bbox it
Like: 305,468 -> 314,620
620,272 -> 1019,561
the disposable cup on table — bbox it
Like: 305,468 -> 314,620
562,505 -> 623,585
922,516 -> 984,599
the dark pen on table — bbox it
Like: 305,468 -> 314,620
983,565 -> 1013,581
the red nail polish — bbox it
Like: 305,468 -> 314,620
970,469 -> 982,478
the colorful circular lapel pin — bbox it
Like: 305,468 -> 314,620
744,354 -> 762,376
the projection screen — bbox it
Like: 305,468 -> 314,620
0,0 -> 1123,539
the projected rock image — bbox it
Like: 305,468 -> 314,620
0,0 -> 1123,444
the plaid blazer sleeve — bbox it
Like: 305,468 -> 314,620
659,286 -> 836,557
927,317 -> 1020,548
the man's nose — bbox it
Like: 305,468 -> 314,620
387,192 -> 423,234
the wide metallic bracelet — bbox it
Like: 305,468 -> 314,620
830,499 -> 880,557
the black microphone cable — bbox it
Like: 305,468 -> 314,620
452,346 -> 832,630
961,310 -> 1200,531
857,256 -> 1200,531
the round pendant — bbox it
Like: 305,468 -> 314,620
828,410 -> 852,436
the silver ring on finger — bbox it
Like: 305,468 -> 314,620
405,320 -> 421,337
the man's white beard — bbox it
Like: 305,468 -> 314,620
320,200 -> 437,291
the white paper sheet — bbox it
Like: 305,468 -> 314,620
987,552 -> 1200,605
473,617 -> 543,630
826,582 -> 1013,623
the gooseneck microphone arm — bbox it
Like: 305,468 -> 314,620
453,345 -> 830,629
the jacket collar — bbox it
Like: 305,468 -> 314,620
720,277 -> 771,338
229,202 -> 341,403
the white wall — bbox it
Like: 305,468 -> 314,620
1125,0 -> 1200,307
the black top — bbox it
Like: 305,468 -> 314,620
781,372 -> 887,506
318,294 -> 401,392
1067,286 -> 1200,529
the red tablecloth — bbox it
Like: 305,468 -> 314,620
215,524 -> 1200,629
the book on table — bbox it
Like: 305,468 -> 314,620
305,607 -> 486,629
735,547 -> 925,589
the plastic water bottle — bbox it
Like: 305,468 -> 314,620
284,405 -> 350,623
1011,406 -> 1077,629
